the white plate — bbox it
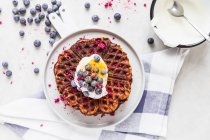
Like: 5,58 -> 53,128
43,11 -> 145,128
150,0 -> 210,48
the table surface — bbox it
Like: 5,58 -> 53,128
0,0 -> 210,140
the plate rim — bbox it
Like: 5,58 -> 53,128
150,0 -> 206,48
43,27 -> 145,128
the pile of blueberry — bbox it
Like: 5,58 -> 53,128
71,55 -> 107,97
12,0 -> 61,46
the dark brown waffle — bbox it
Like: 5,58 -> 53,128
54,37 -> 132,116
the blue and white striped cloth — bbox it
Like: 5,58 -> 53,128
0,48 -> 189,140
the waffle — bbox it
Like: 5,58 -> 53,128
54,37 -> 132,116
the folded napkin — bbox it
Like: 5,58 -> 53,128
0,48 -> 189,140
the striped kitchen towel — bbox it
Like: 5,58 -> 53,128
0,48 -> 189,140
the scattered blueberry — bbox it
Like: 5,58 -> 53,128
19,7 -> 26,15
23,0 -> 30,7
6,70 -> 12,77
56,11 -> 60,16
33,40 -> 41,48
94,55 -> 100,62
12,8 -> 19,15
34,68 -> 39,74
42,3 -> 48,11
49,31 -> 57,39
56,1 -> 62,7
27,16 -> 33,24
97,77 -> 103,84
30,8 -> 36,16
19,30 -> 25,37
101,69 -> 107,75
88,86 -> 94,92
2,62 -> 8,68
34,17 -> 41,24
13,15 -> 20,22
12,0 -> 18,7
92,66 -> 99,73
114,13 -> 121,21
83,91 -> 89,97
52,5 -> 59,11
51,0 -> 57,5
91,81 -> 97,87
35,4 -> 41,12
147,38 -> 154,44
84,2 -> 90,9
85,76 -> 92,83
49,38 -> 55,46
47,8 -> 53,14
85,64 -> 91,71
38,13 -> 45,20
20,18 -> 26,26
45,26 -> 51,33
83,71 -> 89,77
71,80 -> 77,87
95,88 -> 102,95
77,70 -> 83,77
92,15 -> 99,22
45,19 -> 51,26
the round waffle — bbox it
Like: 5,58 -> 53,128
54,37 -> 132,116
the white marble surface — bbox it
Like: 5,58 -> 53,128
0,0 -> 210,140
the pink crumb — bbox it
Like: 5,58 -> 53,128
144,3 -> 147,7
0,21 -> 2,25
48,84 -> 51,87
134,2 -> 136,6
98,43 -> 106,49
54,98 -> 60,103
40,124 -> 43,127
31,62 -> 34,65
104,1 -> 112,8
112,37 -> 115,40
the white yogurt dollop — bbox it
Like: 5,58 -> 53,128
74,54 -> 108,99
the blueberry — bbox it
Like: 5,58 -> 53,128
45,19 -> 51,26
92,15 -> 99,22
20,18 -> 26,26
30,8 -> 36,16
34,17 -> 41,24
83,91 -> 89,97
85,76 -> 92,83
84,2 -> 90,9
94,55 -> 100,62
114,13 -> 121,21
38,13 -> 45,20
78,80 -> 84,87
92,66 -> 99,73
88,86 -> 94,92
101,69 -> 107,75
12,8 -> 19,15
91,81 -> 97,87
147,38 -> 154,44
34,40 -> 41,47
71,80 -> 77,87
12,0 -> 18,7
49,38 -> 55,46
83,71 -> 89,77
23,0 -> 30,7
85,64 -> 91,71
19,30 -> 25,37
47,8 -> 53,14
35,4 -> 41,12
97,77 -> 103,84
51,0 -> 57,5
95,88 -> 102,95
56,1 -> 62,7
2,62 -> 8,68
45,26 -> 51,33
49,31 -> 57,39
13,15 -> 20,22
27,16 -> 33,24
77,70 -> 83,77
6,70 -> 12,77
34,68 -> 39,74
19,7 -> 26,15
52,5 -> 59,11
42,3 -> 48,11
